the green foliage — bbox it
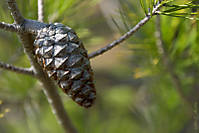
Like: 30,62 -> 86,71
159,0 -> 199,20
138,0 -> 199,20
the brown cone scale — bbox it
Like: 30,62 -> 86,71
33,23 -> 96,108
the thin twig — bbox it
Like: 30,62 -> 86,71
155,15 -> 193,113
88,2 -> 162,59
0,61 -> 34,76
0,22 -> 19,32
7,0 -> 78,133
38,0 -> 44,22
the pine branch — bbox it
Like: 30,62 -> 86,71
88,2 -> 162,59
0,22 -> 19,32
0,20 -> 46,34
7,0 -> 78,133
0,61 -> 34,76
155,15 -> 193,114
7,0 -> 25,24
38,0 -> 44,22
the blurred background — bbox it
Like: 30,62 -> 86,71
0,0 -> 199,133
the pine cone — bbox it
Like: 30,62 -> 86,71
33,23 -> 96,108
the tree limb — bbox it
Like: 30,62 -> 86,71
38,0 -> 44,22
7,0 -> 78,133
155,15 -> 193,114
7,0 -> 25,25
0,20 -> 46,34
88,2 -> 162,59
0,22 -> 19,32
0,61 -> 34,76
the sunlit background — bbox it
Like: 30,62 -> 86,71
0,0 -> 198,133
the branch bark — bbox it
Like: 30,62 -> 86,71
155,15 -> 193,114
7,0 -> 24,24
38,0 -> 44,22
7,0 -> 78,133
0,61 -> 34,76
88,2 -> 162,59
0,22 -> 19,32
0,20 -> 46,34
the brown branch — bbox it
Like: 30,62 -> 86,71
7,0 -> 78,133
0,61 -> 34,76
38,0 -> 44,22
88,2 -> 162,59
155,15 -> 193,113
0,22 -> 19,32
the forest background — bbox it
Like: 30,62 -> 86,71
0,0 -> 199,133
